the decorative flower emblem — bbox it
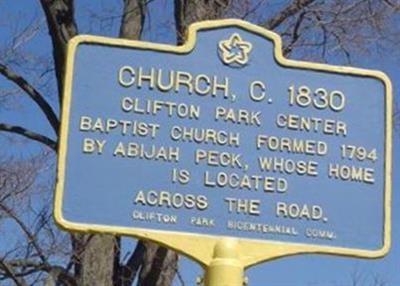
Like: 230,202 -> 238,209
218,33 -> 252,66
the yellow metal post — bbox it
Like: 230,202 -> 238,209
204,238 -> 245,286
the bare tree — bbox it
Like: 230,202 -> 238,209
0,1 -> 398,285
0,152 -> 73,286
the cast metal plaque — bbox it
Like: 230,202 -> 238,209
56,20 -> 392,265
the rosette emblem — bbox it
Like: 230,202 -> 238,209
218,33 -> 252,67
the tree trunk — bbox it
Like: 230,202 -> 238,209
74,234 -> 117,286
137,242 -> 178,286
174,0 -> 230,45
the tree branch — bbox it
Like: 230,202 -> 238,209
0,259 -> 76,286
0,63 -> 59,134
39,0 -> 78,104
174,0 -> 186,45
0,203 -> 49,264
282,11 -> 307,56
45,266 -> 77,286
0,123 -> 56,150
119,0 -> 146,40
0,260 -> 29,286
262,0 -> 316,30
118,240 -> 146,286
383,0 -> 400,10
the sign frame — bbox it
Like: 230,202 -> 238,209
55,19 -> 392,267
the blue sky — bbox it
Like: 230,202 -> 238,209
0,1 -> 398,285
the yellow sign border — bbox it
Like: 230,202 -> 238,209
55,19 -> 392,267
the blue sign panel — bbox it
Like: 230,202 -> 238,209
56,20 -> 391,255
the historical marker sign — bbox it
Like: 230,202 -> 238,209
56,20 -> 391,265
